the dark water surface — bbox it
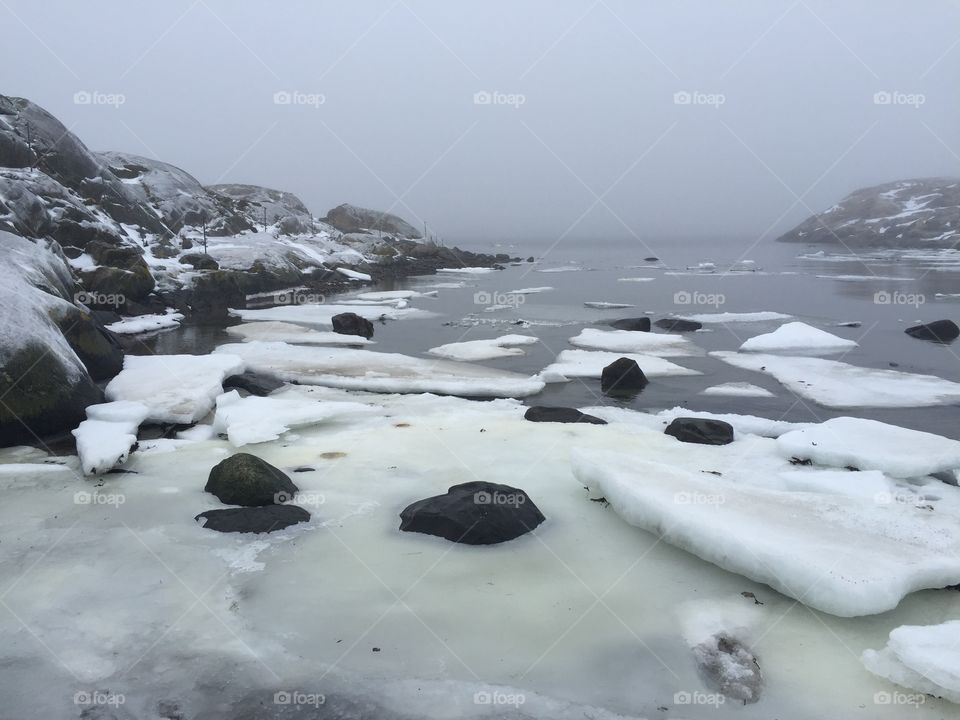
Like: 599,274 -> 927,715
135,237 -> 960,438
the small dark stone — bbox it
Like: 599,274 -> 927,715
526,256 -> 535,262
609,317 -> 651,332
601,357 -> 649,395
223,371 -> 284,397
399,481 -> 545,545
524,406 -> 607,425
644,257 -> 659,262
905,319 -> 960,343
205,453 -> 299,506
332,312 -> 374,339
195,505 -> 310,534
665,417 -> 734,445
292,466 -> 316,473
654,318 -> 702,332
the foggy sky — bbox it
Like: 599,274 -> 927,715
3,0 -> 959,244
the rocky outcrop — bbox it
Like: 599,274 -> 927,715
332,312 -> 375,339
905,319 -> 959,343
778,177 -> 960,248
207,183 -> 318,235
610,317 -> 650,332
324,203 -> 422,239
204,453 -> 299,506
601,358 -> 648,395
524,406 -> 607,425
195,505 -> 310,534
655,318 -> 702,332
665,417 -> 734,446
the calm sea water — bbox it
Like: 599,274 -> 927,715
131,237 -> 960,438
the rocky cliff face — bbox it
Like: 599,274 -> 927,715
778,177 -> 960,248
207,183 -> 318,235
323,203 -> 422,239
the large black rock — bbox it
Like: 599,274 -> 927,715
223,371 -> 284,397
665,417 -> 734,445
524,406 -> 607,425
205,453 -> 299,506
601,357 -> 649,395
610,317 -> 651,332
332,312 -> 374,339
905,319 -> 959,343
195,505 -> 310,534
399,481 -> 545,545
654,318 -> 702,332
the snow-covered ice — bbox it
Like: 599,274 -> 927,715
427,334 -> 538,361
712,351 -> 960,408
739,322 -> 858,355
680,311 -> 792,323
583,301 -> 635,309
105,310 -> 184,335
616,277 -> 655,283
507,286 -> 553,294
212,390 -> 377,446
777,416 -> 960,477
215,341 -> 545,397
353,290 -> 436,301
436,266 -> 497,274
231,302 -> 435,326
863,621 -> 960,704
541,349 -> 700,380
105,353 -> 245,423
71,401 -> 150,475
569,328 -> 701,357
226,321 -> 374,346
701,382 -> 775,398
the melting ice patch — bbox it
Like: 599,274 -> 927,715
231,303 -> 436,326
541,349 -> 700,380
427,334 -> 538,361
679,311 -> 792,323
569,328 -> 701,357
105,310 -> 184,335
72,401 -> 150,475
226,321 -> 374,346
739,321 -> 858,355
863,621 -> 960,704
701,382 -> 775,398
712,351 -> 960,408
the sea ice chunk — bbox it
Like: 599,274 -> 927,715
680,311 -> 792,323
863,621 -> 960,704
72,401 -> 150,475
569,328 -> 700,357
427,334 -> 538,361
739,321 -> 857,355
712,351 -> 960,408
225,321 -> 374,346
701,382 -> 775,398
542,349 -> 699,380
105,311 -> 184,335
230,303 -> 434,326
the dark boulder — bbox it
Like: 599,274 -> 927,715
205,453 -> 299,506
654,318 -> 702,332
399,481 -> 545,545
79,263 -> 155,304
223,371 -> 284,397
195,505 -> 310,534
180,252 -> 219,270
905,319 -> 959,343
610,317 -> 651,332
524,406 -> 607,425
601,357 -> 649,395
332,312 -> 374,339
665,417 -> 734,445
644,256 -> 659,262
56,306 -> 124,381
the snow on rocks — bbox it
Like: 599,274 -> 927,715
72,401 -> 150,475
215,341 -> 546,397
739,321 -> 858,355
701,382 -> 775,398
105,353 -> 245,424
863,620 -> 960,704
569,328 -> 701,357
427,334 -> 538,361
777,417 -> 960,478
225,321 -> 374,346
105,310 -> 184,335
540,349 -> 699,381
212,390 -> 377,446
336,267 -> 372,281
572,448 -> 960,616
712,351 -> 960,408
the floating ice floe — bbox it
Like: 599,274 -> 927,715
507,286 -> 553,294
739,321 -> 858,355
616,277 -> 655,283
583,301 -> 635,309
215,341 -> 545,397
777,416 -> 960,478
701,382 -> 775,398
573,448 -> 960,616
105,310 -> 184,335
230,303 -> 435,326
212,390 -> 377,446
105,354 -> 245,423
680,311 -> 792,323
225,321 -> 374,346
352,290 -> 436,301
712,351 -> 960,408
436,266 -> 497,274
427,334 -> 538,361
541,349 -> 699,380
583,405 -> 809,437
569,328 -> 701,357
336,267 -> 372,281
72,401 -> 150,475
535,265 -> 581,273
863,621 -> 960,704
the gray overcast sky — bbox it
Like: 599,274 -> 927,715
3,0 -> 959,244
